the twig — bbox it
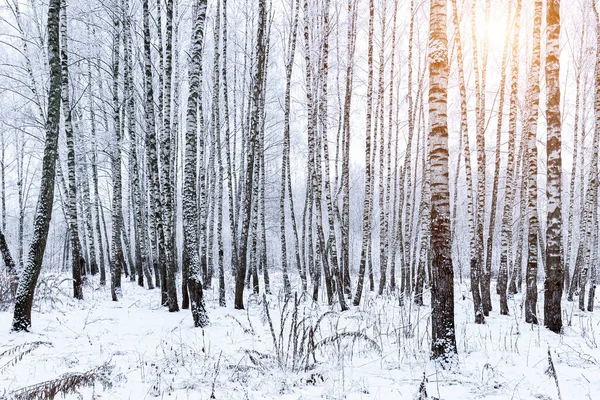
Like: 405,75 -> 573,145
545,347 -> 562,400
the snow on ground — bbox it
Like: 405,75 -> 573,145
1,273 -> 599,399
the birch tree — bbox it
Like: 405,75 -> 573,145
88,55 -> 107,285
353,0 -> 375,306
12,0 -> 62,331
470,0 -> 489,316
566,19 -> 587,299
161,0 -> 179,312
110,9 -> 123,302
451,0 -> 481,323
498,0 -> 522,315
428,0 -> 457,360
235,0 -> 268,310
587,1 -> 600,311
183,0 -> 209,327
525,0 -> 543,325
544,0 -> 563,333
340,0 -> 358,297
579,2 -> 600,312
60,0 -> 84,300
143,0 -> 167,300
279,0 -> 301,298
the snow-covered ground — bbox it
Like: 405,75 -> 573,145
1,274 -> 599,399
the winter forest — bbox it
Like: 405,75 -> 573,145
0,0 -> 598,397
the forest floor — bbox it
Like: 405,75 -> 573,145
1,273 -> 599,399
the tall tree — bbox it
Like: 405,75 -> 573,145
340,0 -> 358,297
110,8 -> 123,302
498,0 -> 522,315
544,0 -> 563,333
17,140 -> 25,271
509,137 -> 528,295
221,0 -> 241,291
414,133 -> 429,307
303,0 -> 321,301
401,0 -> 419,299
318,0 -> 347,310
588,1 -> 600,311
469,0 -> 487,317
353,0 -> 375,306
377,0 -> 389,296
525,0 -> 543,325
387,0 -> 400,293
183,0 -> 209,327
213,0 -> 226,307
161,0 -> 179,312
473,0 -> 493,316
235,0 -> 268,310
451,0 -> 480,322
60,0 -> 84,300
566,18 -> 587,300
123,0 -> 146,287
80,121 -> 98,278
12,0 -> 62,331
87,53 -> 107,285
428,0 -> 457,360
279,0 -> 300,298
143,0 -> 167,298
579,2 -> 600,312
487,1 -> 512,307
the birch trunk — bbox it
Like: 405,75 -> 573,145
88,57 -> 106,285
12,0 -> 61,331
60,0 -> 83,300
143,0 -> 167,297
566,21 -> 586,299
428,0 -> 457,361
487,3 -> 512,301
544,0 -> 563,333
213,0 -> 226,307
279,0 -> 300,297
387,0 -> 399,293
352,0 -> 375,306
498,0 -> 521,315
110,12 -> 123,302
470,0 -> 488,316
183,0 -> 209,327
414,134 -> 429,307
451,0 -> 481,322
509,139 -> 527,295
401,0 -> 417,299
579,4 -> 600,312
376,0 -> 388,296
235,0 -> 267,309
340,0 -> 357,297
525,0 -> 543,325
319,0 -> 347,310
160,0 -> 179,312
